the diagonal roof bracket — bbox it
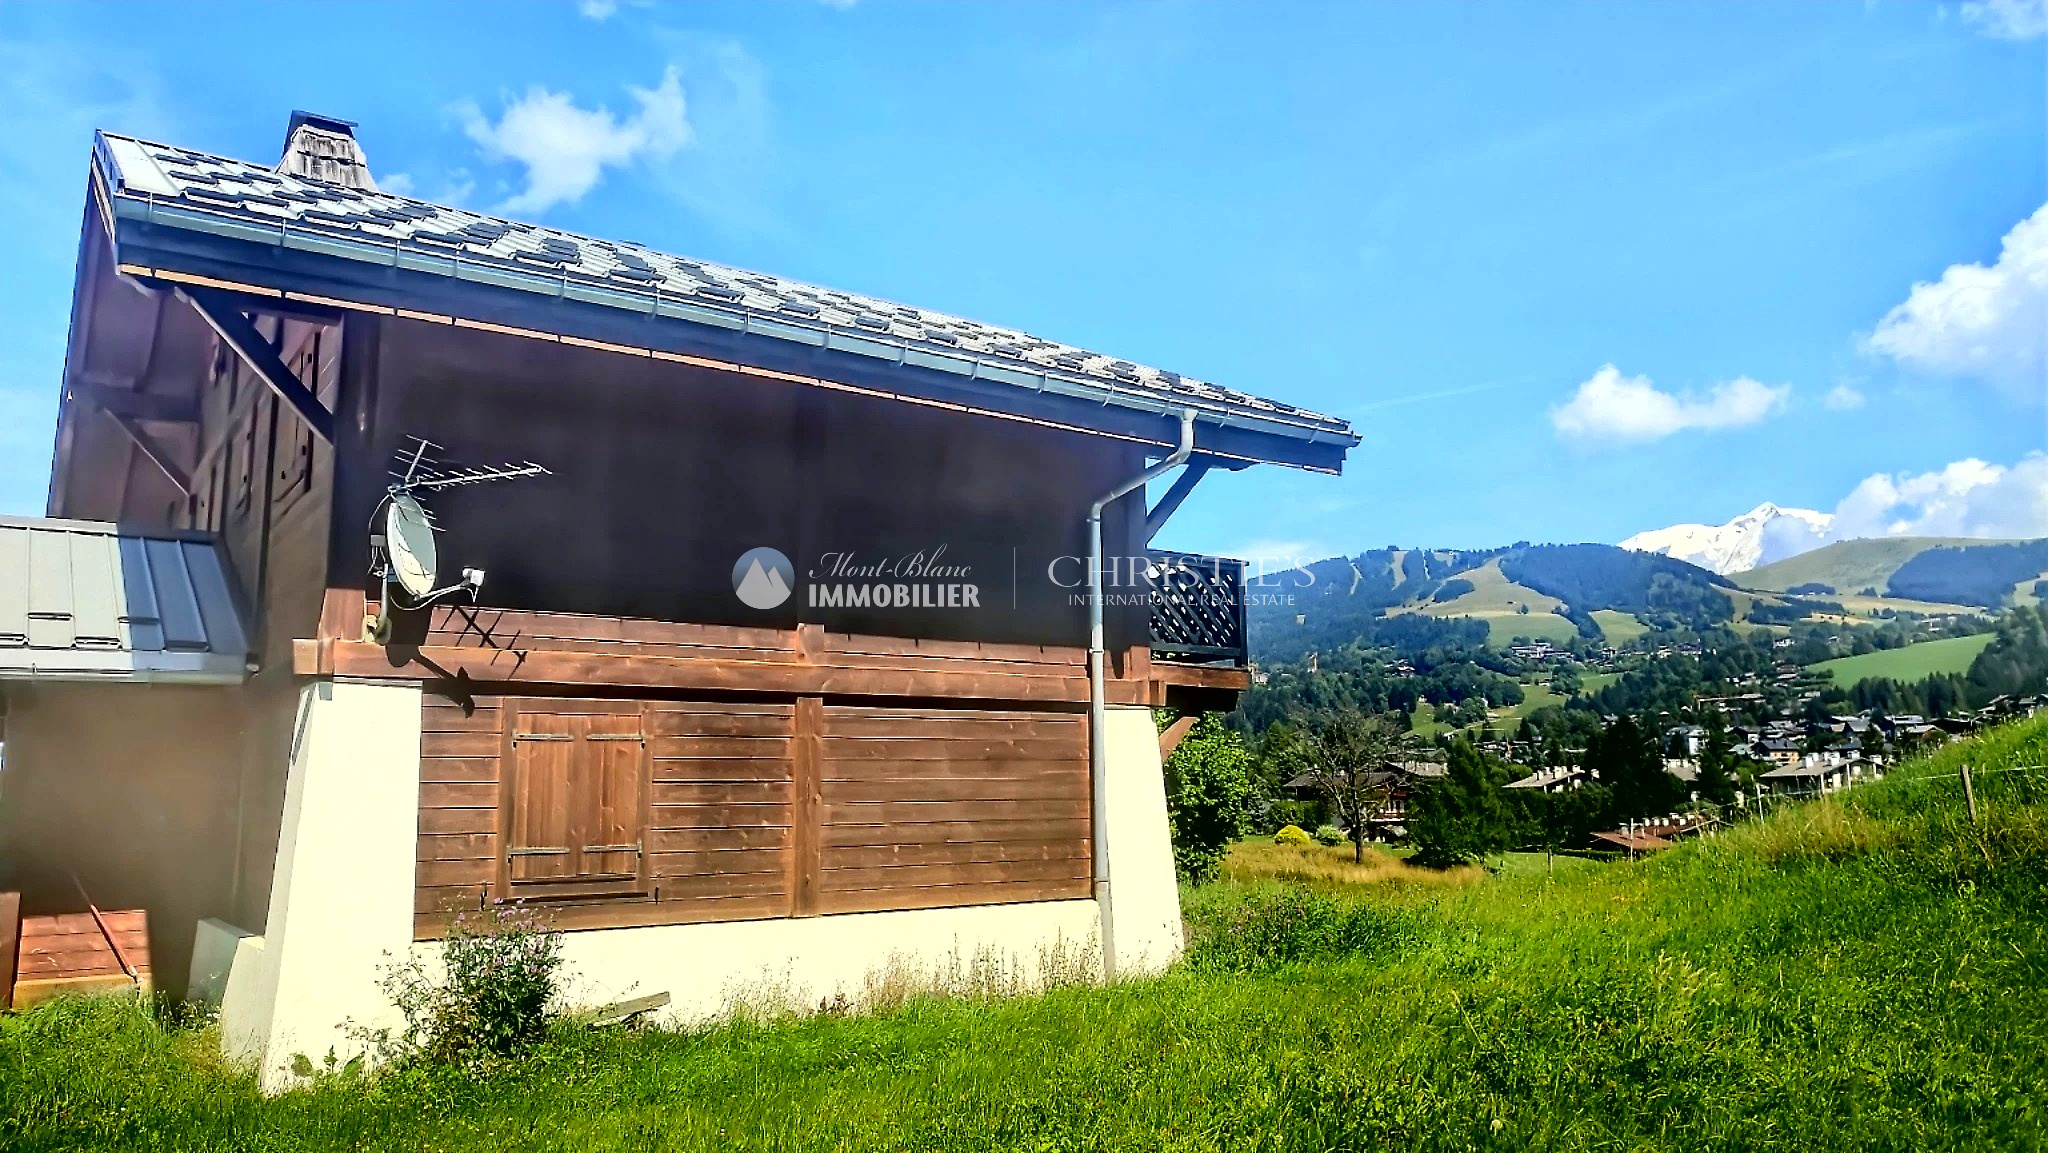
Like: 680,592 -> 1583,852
1143,458 -> 1213,544
101,408 -> 193,496
73,381 -> 199,424
176,285 -> 334,444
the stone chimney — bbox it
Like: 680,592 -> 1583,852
276,111 -> 378,192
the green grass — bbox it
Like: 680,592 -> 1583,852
1810,632 -> 1997,687
6,722 -> 2047,1151
1589,609 -> 1646,645
1578,671 -> 1620,696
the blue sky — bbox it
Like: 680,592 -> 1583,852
1,0 -> 2042,567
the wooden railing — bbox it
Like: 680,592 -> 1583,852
1147,550 -> 1248,668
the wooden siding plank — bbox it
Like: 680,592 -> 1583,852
819,774 -> 1088,804
651,758 -> 794,783
822,716 -> 1083,738
417,833 -> 498,861
817,858 -> 1090,891
647,735 -> 792,760
816,737 -> 1082,761
421,782 -> 499,809
821,839 -> 1089,870
421,731 -> 502,758
815,878 -> 1090,916
819,817 -> 1090,848
821,798 -> 1091,825
649,781 -> 792,806
419,758 -> 498,783
647,848 -> 789,877
418,859 -> 496,888
645,826 -> 792,853
644,710 -> 794,738
654,873 -> 790,901
648,804 -> 793,829
420,808 -> 497,835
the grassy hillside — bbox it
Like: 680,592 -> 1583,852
1399,558 -> 1577,646
1811,632 -> 1998,687
7,720 -> 2045,1151
1742,537 -> 1980,593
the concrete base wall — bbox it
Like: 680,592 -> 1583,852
220,680 -> 420,1090
492,899 -> 1102,1024
1097,704 -> 1185,976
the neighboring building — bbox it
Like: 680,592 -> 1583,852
1281,759 -> 1446,833
1505,765 -> 1592,793
0,114 -> 1356,1087
1760,756 -> 1881,797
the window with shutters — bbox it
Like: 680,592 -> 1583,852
501,706 -> 650,900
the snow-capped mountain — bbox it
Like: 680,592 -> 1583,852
1620,502 -> 1833,575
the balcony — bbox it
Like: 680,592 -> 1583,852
1147,549 -> 1248,669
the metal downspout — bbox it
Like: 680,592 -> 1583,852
1087,408 -> 1196,980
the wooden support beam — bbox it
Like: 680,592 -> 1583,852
1143,459 -> 1213,543
177,286 -> 335,444
72,382 -> 198,424
1158,714 -> 1199,761
102,409 -> 194,496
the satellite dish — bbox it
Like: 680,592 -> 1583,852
385,493 -> 439,601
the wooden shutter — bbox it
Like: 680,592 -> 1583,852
505,705 -> 649,896
579,714 -> 647,879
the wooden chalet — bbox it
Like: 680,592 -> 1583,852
0,113 -> 1356,1085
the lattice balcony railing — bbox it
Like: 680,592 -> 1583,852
1147,550 -> 1248,667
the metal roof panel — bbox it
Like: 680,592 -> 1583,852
0,517 -> 249,684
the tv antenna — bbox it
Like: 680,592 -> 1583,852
368,436 -> 550,644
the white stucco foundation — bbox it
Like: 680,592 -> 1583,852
219,680 -> 421,1090
1096,704 -> 1185,976
469,898 -> 1104,1024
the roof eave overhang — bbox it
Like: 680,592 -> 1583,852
95,181 -> 1358,474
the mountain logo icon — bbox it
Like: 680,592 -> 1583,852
732,547 -> 794,609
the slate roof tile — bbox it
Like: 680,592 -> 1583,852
93,131 -> 1353,439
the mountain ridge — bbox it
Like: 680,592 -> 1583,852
1620,502 -> 1831,575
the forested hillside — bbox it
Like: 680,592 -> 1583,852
1247,542 -> 1734,663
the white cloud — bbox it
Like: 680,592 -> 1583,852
1823,382 -> 1867,411
377,171 -> 416,196
578,0 -> 618,18
1550,364 -> 1791,443
1828,455 -> 2048,541
458,66 -> 691,215
1867,203 -> 2048,391
1963,0 -> 2048,38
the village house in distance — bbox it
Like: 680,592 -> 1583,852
0,113 -> 1356,1086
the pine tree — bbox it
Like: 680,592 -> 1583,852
1695,710 -> 1738,807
